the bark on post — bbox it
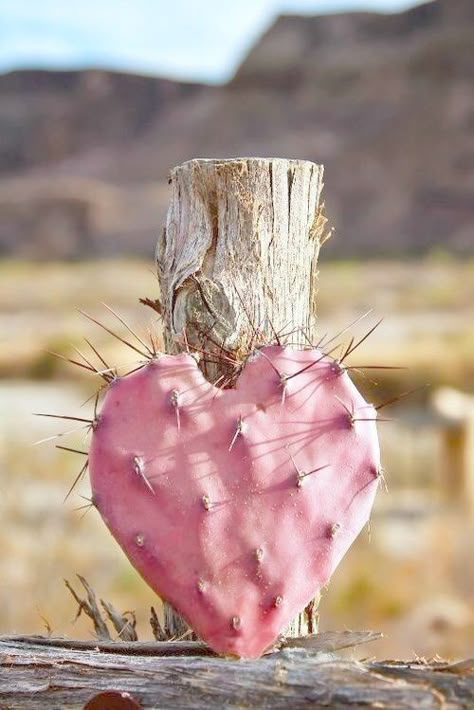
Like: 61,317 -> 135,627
156,157 -> 327,640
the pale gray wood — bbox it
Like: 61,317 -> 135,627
0,630 -> 381,657
156,157 -> 327,365
1,635 -> 472,709
156,157 -> 327,640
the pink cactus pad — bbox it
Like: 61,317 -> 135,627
89,346 -> 380,658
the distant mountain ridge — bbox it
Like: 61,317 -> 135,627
0,0 -> 472,258
0,69 -> 204,175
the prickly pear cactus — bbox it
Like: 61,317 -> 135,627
88,345 -> 380,658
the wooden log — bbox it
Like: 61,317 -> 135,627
1,634 -> 473,709
156,157 -> 327,639
432,388 -> 474,517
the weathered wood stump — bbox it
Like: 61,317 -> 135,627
156,157 -> 328,639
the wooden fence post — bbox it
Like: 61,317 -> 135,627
156,157 -> 327,639
432,387 -> 474,517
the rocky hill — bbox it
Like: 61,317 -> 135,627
0,0 -> 472,258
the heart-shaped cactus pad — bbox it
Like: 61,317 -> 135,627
89,345 -> 380,658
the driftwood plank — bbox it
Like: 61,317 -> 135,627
1,634 -> 472,709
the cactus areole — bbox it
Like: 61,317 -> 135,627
89,346 -> 380,658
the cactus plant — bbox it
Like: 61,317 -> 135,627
86,344 -> 380,658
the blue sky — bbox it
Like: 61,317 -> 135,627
0,0 -> 428,83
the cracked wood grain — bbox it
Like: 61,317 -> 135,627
0,635 -> 472,709
156,157 -> 326,371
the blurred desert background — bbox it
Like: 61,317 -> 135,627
0,0 -> 473,660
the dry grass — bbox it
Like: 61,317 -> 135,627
0,259 -> 160,378
0,256 -> 472,389
316,255 -> 474,393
